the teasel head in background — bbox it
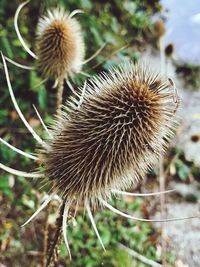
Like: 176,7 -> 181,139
35,6 -> 85,113
5,1 -> 105,114
2,52 -> 199,264
35,7 -> 85,85
11,1 -> 85,114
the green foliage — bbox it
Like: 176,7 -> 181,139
175,159 -> 190,181
165,250 -> 177,266
57,198 -> 158,267
172,149 -> 192,181
176,63 -> 200,90
168,148 -> 200,184
0,174 -> 14,200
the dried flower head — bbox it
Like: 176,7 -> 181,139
36,7 -> 85,82
40,62 -> 178,207
6,1 -> 106,116
2,54 -> 198,262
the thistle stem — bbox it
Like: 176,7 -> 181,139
41,203 -> 51,267
56,80 -> 64,116
46,200 -> 65,267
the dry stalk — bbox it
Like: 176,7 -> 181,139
46,201 -> 65,267
41,203 -> 51,267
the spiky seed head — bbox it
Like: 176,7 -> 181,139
40,62 -> 178,208
36,8 -> 85,82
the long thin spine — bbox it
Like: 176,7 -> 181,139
21,193 -> 54,227
66,81 -> 80,97
82,43 -> 106,65
1,53 -> 47,148
5,56 -> 34,70
31,79 -> 47,90
68,9 -> 84,19
86,203 -> 105,251
0,137 -> 38,160
14,0 -> 37,59
0,163 -> 43,178
62,201 -> 72,260
33,105 -> 52,138
78,81 -> 87,108
112,189 -> 175,197
101,199 -> 200,222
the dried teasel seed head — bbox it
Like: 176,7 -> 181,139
40,62 -> 178,208
36,8 -> 85,82
153,19 -> 166,38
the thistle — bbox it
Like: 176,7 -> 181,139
2,52 -> 199,263
11,1 -> 105,81
36,7 -> 85,83
40,62 -> 178,207
12,1 -> 85,81
7,1 -> 105,113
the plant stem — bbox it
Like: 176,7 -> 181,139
41,203 -> 51,267
56,80 -> 64,116
46,201 -> 65,267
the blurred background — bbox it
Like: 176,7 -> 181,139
0,0 -> 199,266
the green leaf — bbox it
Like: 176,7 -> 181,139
80,0 -> 92,9
1,36 -> 13,58
0,174 -> 14,199
175,159 -> 190,180
38,86 -> 47,111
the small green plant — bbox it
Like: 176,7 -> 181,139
176,63 -> 200,90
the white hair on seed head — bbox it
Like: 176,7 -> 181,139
36,7 -> 85,82
40,61 -> 179,209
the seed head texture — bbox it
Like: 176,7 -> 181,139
36,8 -> 85,81
40,62 -> 177,208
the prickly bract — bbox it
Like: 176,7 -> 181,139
40,62 -> 178,208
